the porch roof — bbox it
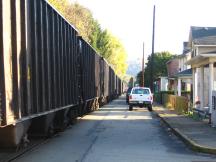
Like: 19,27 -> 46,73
175,69 -> 192,78
186,53 -> 216,68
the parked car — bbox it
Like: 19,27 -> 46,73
128,87 -> 153,111
126,87 -> 133,104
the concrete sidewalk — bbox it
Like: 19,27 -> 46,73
154,105 -> 216,154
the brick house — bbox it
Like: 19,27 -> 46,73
166,57 -> 179,92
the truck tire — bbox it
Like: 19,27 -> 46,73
129,105 -> 133,111
148,105 -> 153,111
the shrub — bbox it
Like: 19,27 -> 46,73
163,94 -> 188,114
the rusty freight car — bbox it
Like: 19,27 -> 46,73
0,0 -> 123,148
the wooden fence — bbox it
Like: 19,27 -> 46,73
162,94 -> 188,114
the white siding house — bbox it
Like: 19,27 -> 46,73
186,26 -> 216,125
166,42 -> 192,98
175,42 -> 192,96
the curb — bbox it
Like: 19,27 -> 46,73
155,111 -> 216,155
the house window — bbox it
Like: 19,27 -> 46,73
192,50 -> 195,57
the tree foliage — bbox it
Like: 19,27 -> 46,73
48,0 -> 69,14
136,51 -> 174,87
64,3 -> 95,43
48,0 -> 127,77
96,30 -> 127,76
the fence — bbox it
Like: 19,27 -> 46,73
162,94 -> 189,114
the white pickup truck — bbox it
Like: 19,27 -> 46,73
128,87 -> 153,111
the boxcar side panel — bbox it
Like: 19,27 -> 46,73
2,0 -> 15,125
94,54 -> 100,97
0,0 -> 6,126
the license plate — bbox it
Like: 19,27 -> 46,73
139,101 -> 143,104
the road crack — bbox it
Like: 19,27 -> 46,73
80,136 -> 98,162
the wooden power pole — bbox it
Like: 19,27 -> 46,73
142,42 -> 145,87
150,5 -> 156,92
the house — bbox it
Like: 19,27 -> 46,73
175,42 -> 192,97
154,76 -> 168,92
166,57 -> 179,93
186,26 -> 216,125
166,42 -> 192,100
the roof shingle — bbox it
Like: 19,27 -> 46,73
191,26 -> 216,45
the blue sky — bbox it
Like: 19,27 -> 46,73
70,0 -> 216,61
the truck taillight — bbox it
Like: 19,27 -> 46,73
129,95 -> 132,100
148,96 -> 153,100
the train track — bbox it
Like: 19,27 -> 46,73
1,117 -> 83,162
0,138 -> 48,162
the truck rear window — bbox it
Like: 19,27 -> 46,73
132,89 -> 150,94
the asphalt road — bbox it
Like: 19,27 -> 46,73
13,96 -> 216,162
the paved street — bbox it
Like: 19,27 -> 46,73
13,96 -> 216,162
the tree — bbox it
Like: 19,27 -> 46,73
128,77 -> 134,88
96,30 -> 127,76
48,0 -> 68,15
48,1 -> 95,43
89,20 -> 102,51
137,51 -> 174,87
65,3 -> 95,43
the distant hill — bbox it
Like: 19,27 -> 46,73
126,58 -> 142,77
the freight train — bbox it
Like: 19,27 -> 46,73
0,0 -> 124,148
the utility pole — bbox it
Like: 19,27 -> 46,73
150,5 -> 156,92
142,42 -> 145,87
